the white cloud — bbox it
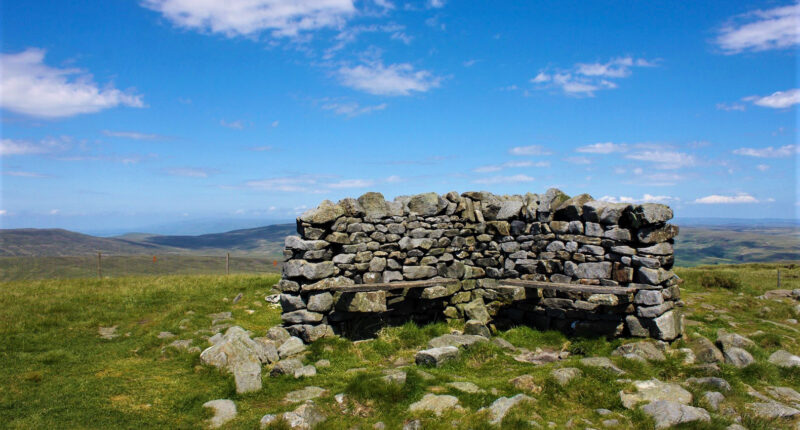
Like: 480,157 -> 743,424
249,145 -> 275,152
327,179 -> 374,188
322,101 -> 387,117
733,144 -> 797,158
564,156 -> 592,165
756,164 -> 770,171
694,193 -> 760,204
576,142 -> 628,154
716,102 -> 746,111
385,175 -> 403,183
625,150 -> 696,169
3,170 -> 47,178
509,145 -> 552,156
744,88 -> 800,109
165,167 -> 217,178
49,209 -> 60,215
0,48 -> 143,118
473,174 -> 535,185
338,61 -> 441,96
0,137 -> 69,156
531,56 -> 656,96
220,119 -> 247,129
102,130 -> 163,140
473,160 -> 548,173
715,3 -> 799,53
245,176 -> 321,192
428,0 -> 446,8
599,194 -> 679,204
141,0 -> 356,38
271,120 -> 279,127
0,210 -> 6,216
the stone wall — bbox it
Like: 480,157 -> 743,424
275,189 -> 683,343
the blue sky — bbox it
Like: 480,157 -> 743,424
1,0 -> 798,233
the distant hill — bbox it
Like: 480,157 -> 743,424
0,224 -> 296,257
1,222 -> 797,266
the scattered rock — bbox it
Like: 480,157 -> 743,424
765,386 -> 800,404
233,293 -> 243,303
167,339 -> 194,351
280,401 -> 327,429
98,326 -> 118,340
293,365 -> 316,378
722,347 -> 754,368
481,394 -> 533,425
428,334 -> 487,349
447,381 -> 483,393
285,386 -> 327,403
416,346 -> 460,367
208,312 -> 232,324
199,326 -> 265,393
716,330 -> 754,351
203,399 -> 237,429
382,369 -> 407,385
620,379 -> 692,409
580,357 -> 625,375
686,377 -> 731,392
769,350 -> 800,368
641,400 -> 710,429
746,401 -> 800,419
464,320 -> 491,338
315,359 -> 331,368
515,349 -> 562,365
491,337 -> 517,351
403,419 -> 423,430
702,391 -> 725,411
509,375 -> 542,394
408,394 -> 460,416
690,336 -> 723,364
612,341 -> 665,361
278,336 -> 307,359
551,368 -> 583,385
271,358 -> 303,377
157,331 -> 175,339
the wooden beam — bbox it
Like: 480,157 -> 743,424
499,279 -> 637,295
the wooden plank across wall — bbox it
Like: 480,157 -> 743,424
499,279 -> 637,295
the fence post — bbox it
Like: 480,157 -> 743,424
226,252 -> 230,275
97,252 -> 102,279
777,269 -> 781,289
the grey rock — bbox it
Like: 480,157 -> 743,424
580,357 -> 625,375
716,330 -> 755,351
702,391 -> 725,411
299,200 -> 344,225
303,276 -> 354,292
98,325 -> 118,340
203,399 -> 237,429
636,224 -> 679,244
408,393 -> 460,416
266,326 -> 291,346
271,358 -> 303,376
612,342 -> 666,361
428,333 -> 488,349
447,381 -> 483,393
415,346 -> 459,367
603,227 -> 631,241
481,394 -> 533,425
281,310 -> 323,325
282,401 -> 327,429
199,326 -> 263,393
358,192 -> 388,218
252,337 -> 280,364
515,349 -> 561,364
157,331 -> 176,339
340,291 -> 387,312
641,400 -> 710,429
278,336 -> 307,359
769,350 -> 800,368
497,200 -> 524,220
637,242 -> 673,255
588,294 -> 619,306
552,367 -> 583,385
636,203 -> 674,225
747,401 -> 800,419
280,294 -> 306,312
464,319 -> 491,338
285,236 -> 329,251
620,379 -> 692,409
626,315 -> 649,337
575,262 -> 612,279
408,192 -> 443,216
634,290 -> 664,306
583,201 -> 631,224
651,310 -> 682,341
765,386 -> 800,404
283,260 -> 335,280
294,365 -> 317,378
686,377 -> 731,392
382,369 -> 407,385
402,265 -> 438,280
691,336 -> 723,363
307,292 -> 333,312
285,386 -> 327,403
461,299 -> 491,323
723,347 -> 754,368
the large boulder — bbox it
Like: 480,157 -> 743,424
203,399 -> 237,429
408,394 -> 460,416
415,346 -> 459,367
358,192 -> 388,218
620,379 -> 693,409
200,327 -> 265,393
299,200 -> 344,225
408,192 -> 443,216
642,400 -> 710,429
768,350 -> 800,368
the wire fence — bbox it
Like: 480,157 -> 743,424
0,253 -> 283,281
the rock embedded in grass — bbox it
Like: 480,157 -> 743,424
768,350 -> 800,368
551,367 -> 582,386
98,325 -> 118,340
685,377 -> 731,392
620,379 -> 692,409
746,401 -> 800,420
408,393 -> 460,416
447,381 -> 483,394
278,336 -> 306,359
284,386 -> 327,403
721,347 -> 754,368
427,334 -> 487,349
701,391 -> 724,411
271,358 -> 303,376
480,394 -> 533,425
203,399 -> 237,429
415,346 -> 459,367
641,400 -> 709,429
199,326 -> 266,394
612,341 -> 665,361
580,357 -> 625,375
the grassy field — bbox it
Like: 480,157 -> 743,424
1,264 -> 799,429
674,226 -> 800,267
0,254 -> 282,281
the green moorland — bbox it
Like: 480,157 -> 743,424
1,264 -> 799,429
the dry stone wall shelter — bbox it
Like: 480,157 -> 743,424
275,190 -> 683,343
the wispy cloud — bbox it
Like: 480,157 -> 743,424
625,150 -> 696,169
165,167 -> 218,178
733,144 -> 798,158
714,3 -> 799,54
599,194 -> 679,204
473,174 -> 535,185
102,130 -> 164,140
716,102 -> 746,112
327,179 -> 374,188
530,56 -> 657,97
744,88 -> 800,109
220,119 -> 247,129
244,175 -> 374,192
321,101 -> 387,117
694,193 -> 760,204
141,0 -> 356,38
0,48 -> 143,118
564,156 -> 592,165
0,136 -> 70,156
473,160 -> 548,173
509,145 -> 552,156
338,61 -> 441,96
615,167 -> 687,186
756,164 -> 770,171
3,170 -> 48,178
249,145 -> 275,152
576,142 -> 628,154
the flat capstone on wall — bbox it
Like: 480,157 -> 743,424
275,189 -> 683,343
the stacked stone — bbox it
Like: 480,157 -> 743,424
275,189 -> 682,343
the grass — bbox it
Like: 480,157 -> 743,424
1,263 -> 799,429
